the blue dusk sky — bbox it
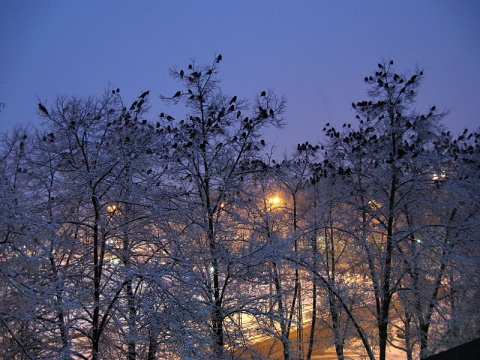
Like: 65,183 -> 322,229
1,0 -> 479,153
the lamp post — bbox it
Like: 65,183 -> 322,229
267,193 -> 304,360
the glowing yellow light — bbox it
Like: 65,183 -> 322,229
107,204 -> 117,213
267,196 -> 282,211
269,197 -> 281,205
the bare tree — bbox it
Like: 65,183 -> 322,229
315,60 -> 455,360
157,55 -> 285,359
5,89 -> 163,359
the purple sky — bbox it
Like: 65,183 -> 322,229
1,0 -> 479,153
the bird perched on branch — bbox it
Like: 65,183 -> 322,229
38,103 -> 49,115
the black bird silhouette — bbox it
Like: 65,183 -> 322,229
38,103 -> 49,115
139,91 -> 149,98
230,96 -> 237,104
179,70 -> 184,78
173,91 -> 181,98
216,54 -> 222,63
260,91 -> 266,97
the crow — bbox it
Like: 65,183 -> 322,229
38,103 -> 49,115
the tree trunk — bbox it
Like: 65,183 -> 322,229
272,261 -> 291,360
330,295 -> 344,360
306,230 -> 318,360
126,280 -> 137,360
147,327 -> 158,360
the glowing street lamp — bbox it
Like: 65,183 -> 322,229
267,195 -> 282,211
269,196 -> 281,205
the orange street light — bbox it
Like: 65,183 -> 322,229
107,204 -> 118,213
267,196 -> 282,211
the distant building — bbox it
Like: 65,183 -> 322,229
425,338 -> 480,360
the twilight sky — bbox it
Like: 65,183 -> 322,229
1,0 -> 479,153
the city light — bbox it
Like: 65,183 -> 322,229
432,170 -> 446,181
107,204 -> 118,213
